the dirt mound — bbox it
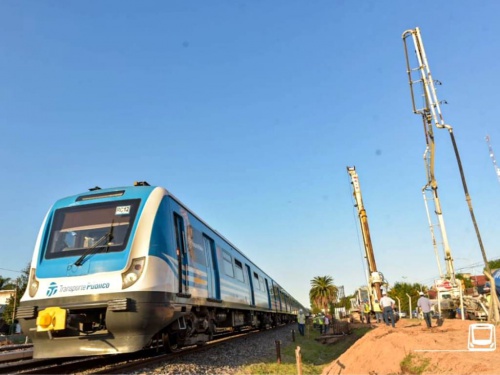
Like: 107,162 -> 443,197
322,319 -> 499,374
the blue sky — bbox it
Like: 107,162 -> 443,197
1,1 -> 500,306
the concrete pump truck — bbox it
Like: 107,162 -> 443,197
402,27 -> 499,322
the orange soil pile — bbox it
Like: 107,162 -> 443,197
322,319 -> 499,375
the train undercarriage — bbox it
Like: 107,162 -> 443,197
18,295 -> 295,358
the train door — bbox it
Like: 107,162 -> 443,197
203,235 -> 220,300
271,281 -> 279,311
276,286 -> 283,311
245,264 -> 255,306
173,213 -> 188,295
265,278 -> 272,309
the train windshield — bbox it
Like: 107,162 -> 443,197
45,199 -> 140,260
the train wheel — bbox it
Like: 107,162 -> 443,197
162,332 -> 180,353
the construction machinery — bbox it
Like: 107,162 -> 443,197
485,135 -> 500,185
347,166 -> 387,314
402,27 -> 500,322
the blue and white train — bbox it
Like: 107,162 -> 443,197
18,182 -> 305,358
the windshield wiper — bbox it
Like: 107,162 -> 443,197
74,222 -> 114,267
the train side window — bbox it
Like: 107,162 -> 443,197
259,276 -> 266,292
190,226 -> 206,266
234,259 -> 244,282
222,250 -> 234,277
253,272 -> 261,291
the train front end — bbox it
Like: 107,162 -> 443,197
17,184 -> 174,358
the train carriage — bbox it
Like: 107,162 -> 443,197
17,182 -> 305,358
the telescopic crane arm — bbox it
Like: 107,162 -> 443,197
347,166 -> 384,302
402,27 -> 456,283
402,27 -> 499,322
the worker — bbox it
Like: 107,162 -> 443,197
363,300 -> 371,324
313,314 -> 319,330
380,292 -> 396,328
323,314 -> 330,334
417,291 -> 432,328
485,288 -> 491,307
297,309 -> 306,336
373,299 -> 383,323
318,313 -> 325,333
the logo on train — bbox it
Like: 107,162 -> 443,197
46,282 -> 58,297
45,281 -> 111,295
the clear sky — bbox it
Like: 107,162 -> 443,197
1,1 -> 500,307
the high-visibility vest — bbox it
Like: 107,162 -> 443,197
297,313 -> 306,324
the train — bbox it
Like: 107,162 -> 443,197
17,182 -> 306,358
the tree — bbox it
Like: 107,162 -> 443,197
309,276 -> 338,314
0,276 -> 14,290
2,264 -> 30,325
456,273 -> 474,289
487,258 -> 500,271
388,281 -> 426,315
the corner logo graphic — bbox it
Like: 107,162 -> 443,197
46,282 -> 58,297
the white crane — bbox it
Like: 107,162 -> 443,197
485,135 -> 500,184
402,27 -> 498,322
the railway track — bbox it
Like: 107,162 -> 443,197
0,326 -> 287,374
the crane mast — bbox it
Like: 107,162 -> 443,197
347,166 -> 384,302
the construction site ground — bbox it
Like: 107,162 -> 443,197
321,318 -> 499,375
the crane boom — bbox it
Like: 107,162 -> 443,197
485,135 -> 500,184
402,27 -> 499,322
347,166 -> 384,302
402,27 -> 455,283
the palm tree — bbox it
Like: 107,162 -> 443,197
309,275 -> 338,313
0,276 -> 13,290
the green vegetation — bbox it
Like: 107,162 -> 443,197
309,276 -> 338,313
1,264 -> 29,326
456,273 -> 474,289
238,326 -> 371,375
488,258 -> 500,271
387,282 -> 426,316
399,352 -> 432,375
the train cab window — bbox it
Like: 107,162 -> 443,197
45,199 -> 139,259
234,259 -> 244,282
222,250 -> 234,277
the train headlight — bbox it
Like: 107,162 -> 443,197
121,257 -> 145,289
28,268 -> 39,297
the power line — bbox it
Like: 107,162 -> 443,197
0,267 -> 23,274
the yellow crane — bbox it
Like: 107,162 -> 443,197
347,166 -> 386,306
